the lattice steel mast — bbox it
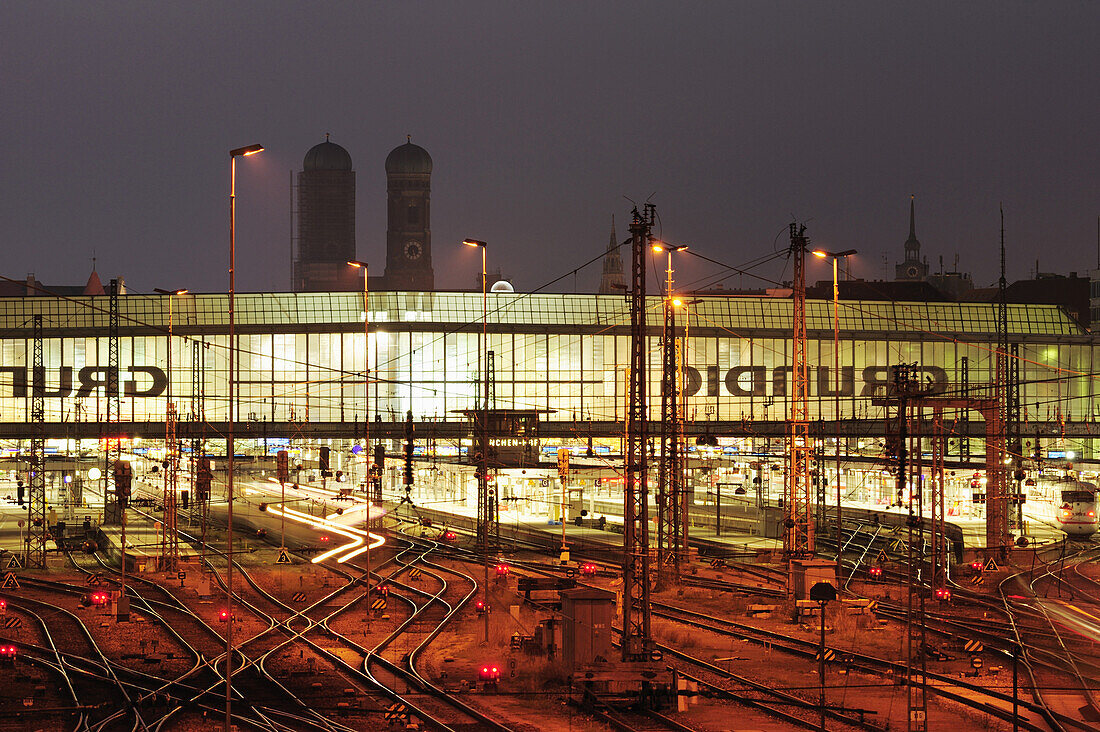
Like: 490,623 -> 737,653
894,365 -> 928,732
27,315 -> 47,569
622,204 -> 655,661
930,407 -> 947,592
990,207 -> 1011,557
998,208 -> 1023,531
785,223 -> 814,589
191,335 -> 208,564
104,278 -> 122,525
160,294 -> 180,572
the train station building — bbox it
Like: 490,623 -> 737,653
0,288 -> 1095,535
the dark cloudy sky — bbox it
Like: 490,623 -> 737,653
2,2 -> 1097,295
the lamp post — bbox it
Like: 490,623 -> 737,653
462,238 -> 489,645
652,241 -> 687,586
347,260 -> 372,629
812,248 -> 856,583
227,142 -> 262,732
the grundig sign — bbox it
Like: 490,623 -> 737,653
0,363 -> 949,401
682,365 -> 948,398
0,366 -> 168,398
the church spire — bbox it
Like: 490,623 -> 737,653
909,194 -> 916,241
599,215 -> 625,294
895,194 -> 928,281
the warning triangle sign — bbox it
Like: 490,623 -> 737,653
890,539 -> 907,553
983,557 -> 999,572
5,554 -> 21,570
276,548 -> 292,565
876,550 -> 888,564
1,572 -> 19,590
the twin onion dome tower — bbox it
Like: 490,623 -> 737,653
293,135 -> 434,292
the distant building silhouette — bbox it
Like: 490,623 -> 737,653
294,136 -> 358,292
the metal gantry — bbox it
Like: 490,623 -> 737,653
27,315 -> 47,569
622,204 -> 654,661
785,223 -> 815,585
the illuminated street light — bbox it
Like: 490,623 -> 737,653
227,142 -> 263,732
812,248 -> 857,582
462,237 -> 490,644
346,259 -> 373,628
653,241 -> 688,586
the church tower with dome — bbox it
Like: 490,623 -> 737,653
294,135 -> 359,292
383,137 -> 434,291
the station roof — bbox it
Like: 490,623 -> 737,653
0,290 -> 1085,339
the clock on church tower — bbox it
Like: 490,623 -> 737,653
383,138 -> 434,291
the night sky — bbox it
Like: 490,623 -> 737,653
3,2 -> 1097,296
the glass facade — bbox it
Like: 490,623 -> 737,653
0,291 -> 1093,440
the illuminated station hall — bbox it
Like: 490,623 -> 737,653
2,283 -> 1095,563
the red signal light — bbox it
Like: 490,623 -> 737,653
495,564 -> 509,576
320,535 -> 329,543
219,610 -> 230,621
869,566 -> 882,578
478,664 -> 501,682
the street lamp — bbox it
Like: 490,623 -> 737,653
347,260 -> 373,628
652,242 -> 687,587
227,142 -> 262,732
812,248 -> 856,583
154,288 -> 187,574
462,238 -> 490,645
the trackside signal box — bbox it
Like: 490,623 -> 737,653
790,558 -> 836,600
560,586 -> 615,670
